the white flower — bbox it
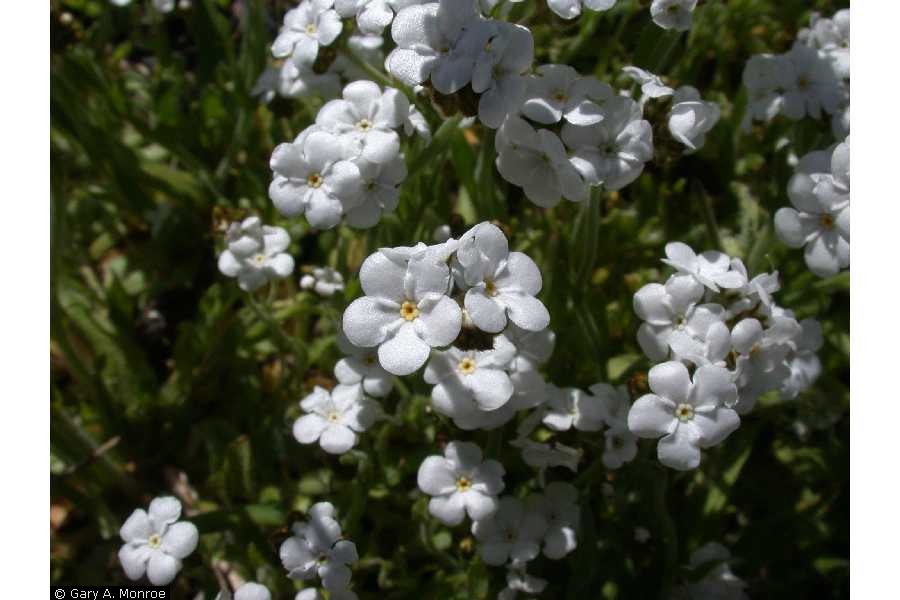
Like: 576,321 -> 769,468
292,385 -> 378,454
781,318 -> 823,399
622,66 -> 674,99
801,9 -> 850,80
433,224 -> 452,243
385,1 -> 479,93
279,502 -> 358,590
417,440 -> 506,525
335,332 -> 393,397
590,383 -> 638,468
780,44 -> 841,120
471,22 -> 534,129
522,65 -> 614,126
661,242 -> 747,292
730,316 -> 799,413
775,139 -> 849,277
269,130 -> 363,229
650,0 -> 697,32
561,95 -> 653,191
272,0 -> 343,67
425,346 -> 515,426
668,86 -> 720,152
545,0 -> 617,20
471,496 -> 548,566
494,325 -> 554,411
527,482 -> 579,559
300,266 -> 346,297
316,81 -> 409,165
295,590 -> 323,600
542,384 -> 605,432
723,259 -> 780,318
217,217 -> 295,292
234,583 -> 271,600
628,362 -> 740,470
118,496 -> 199,586
346,155 -> 407,228
633,274 -> 720,361
454,222 -> 550,333
342,246 -> 462,375
496,116 -> 587,207
741,54 -> 790,125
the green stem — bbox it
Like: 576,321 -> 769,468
246,289 -> 308,374
652,467 -> 679,599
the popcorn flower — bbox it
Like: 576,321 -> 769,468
521,64 -> 614,126
471,496 -> 548,566
667,86 -> 720,152
335,332 -> 394,397
426,346 -> 515,426
628,362 -> 740,470
650,0 -> 698,32
661,242 -> 747,292
541,384 -> 606,432
527,482 -> 579,559
300,266 -> 346,297
272,0 -> 343,67
417,441 -> 506,525
118,496 -> 199,586
280,502 -> 358,590
217,217 -> 295,292
342,245 -> 462,375
292,385 -> 378,454
269,130 -> 363,229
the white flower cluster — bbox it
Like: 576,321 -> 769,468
628,242 -> 823,470
269,80 -> 416,229
742,9 -> 849,135
217,217 -> 295,292
775,138 -> 850,278
385,1 -> 535,129
525,0 -> 697,33
118,496 -> 199,586
279,502 -> 360,597
110,0 -> 184,12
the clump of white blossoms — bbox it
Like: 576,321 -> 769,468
417,440 -> 505,525
629,242 -> 824,468
292,385 -> 378,454
742,9 -> 848,130
541,384 -> 605,432
300,266 -> 346,297
217,217 -> 295,292
623,66 -> 674,100
775,138 -> 849,278
527,482 -> 579,559
650,0 -> 698,32
591,383 -> 638,469
272,0 -> 342,68
269,80 -> 412,230
118,496 -> 199,586
279,502 -> 359,593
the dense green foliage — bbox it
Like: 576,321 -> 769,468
50,0 -> 849,597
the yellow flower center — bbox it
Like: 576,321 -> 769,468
820,214 -> 834,229
356,118 -> 373,132
148,534 -> 162,549
305,24 -> 317,34
400,301 -> 419,321
456,477 -> 472,491
675,403 -> 695,422
307,173 -> 323,188
458,357 -> 477,375
553,91 -> 567,102
253,253 -> 266,265
484,280 -> 498,297
327,411 -> 341,423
